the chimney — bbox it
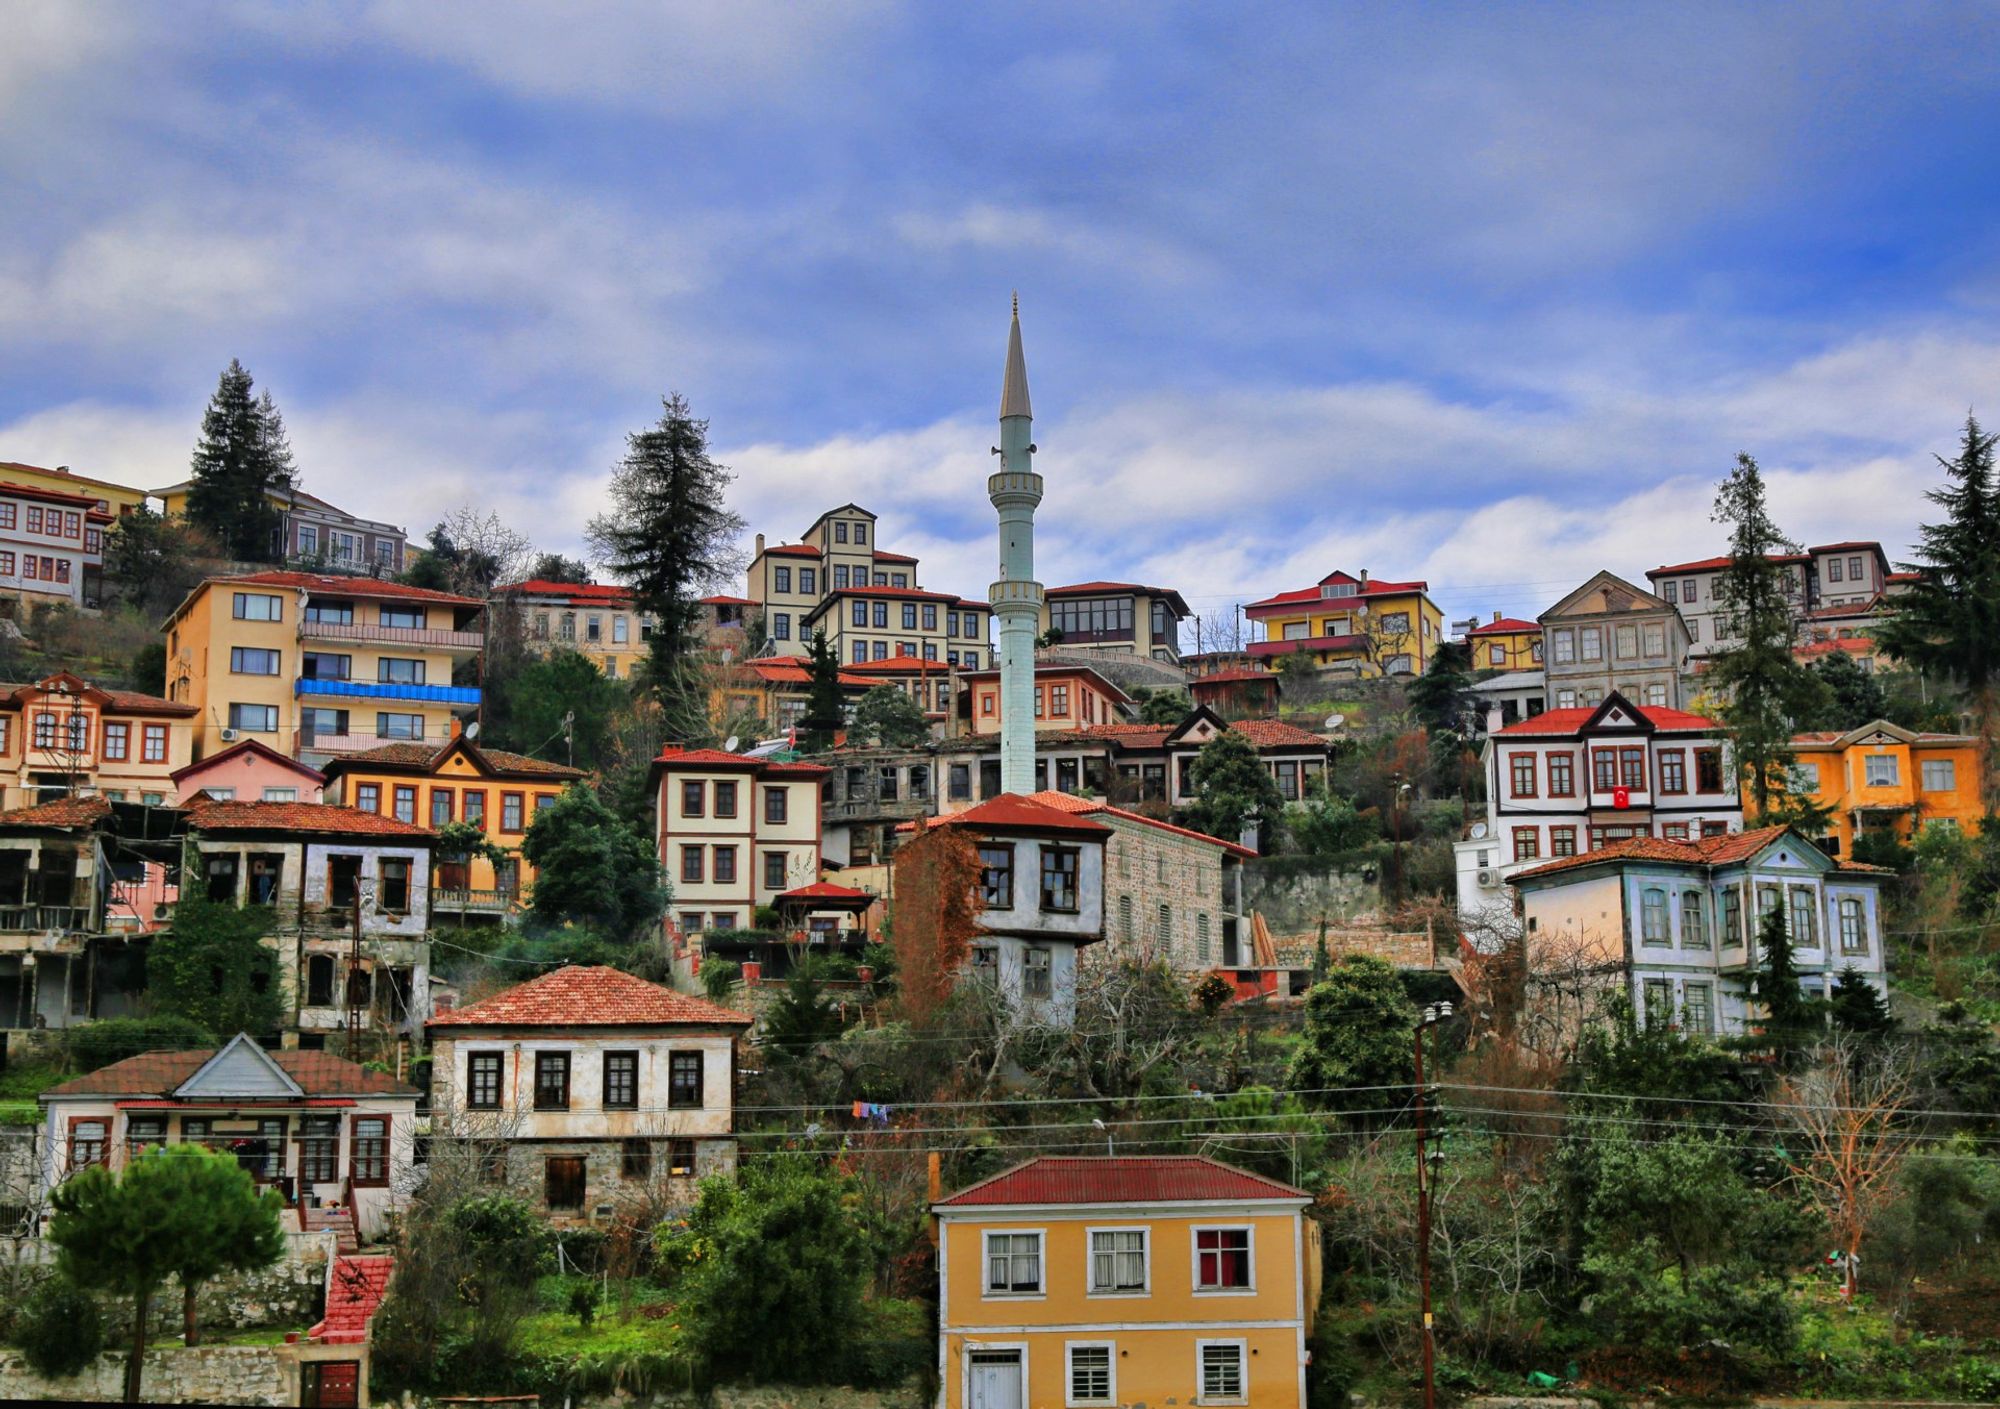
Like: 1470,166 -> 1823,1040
1486,703 -> 1504,733
1359,569 -> 1369,587
1493,610 -> 1502,623
755,533 -> 766,556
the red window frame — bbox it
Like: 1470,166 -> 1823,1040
102,720 -> 129,762
1619,746 -> 1646,790
429,787 -> 454,826
67,1116 -> 109,1174
392,785 -> 418,824
462,789 -> 486,827
1657,748 -> 1688,794
1591,749 -> 1618,791
0,718 -> 11,755
681,845 -> 704,883
1513,826 -> 1541,862
1694,748 -> 1724,793
142,723 -> 167,763
681,780 -> 705,817
350,1115 -> 389,1187
1549,826 -> 1577,858
1507,752 -> 1537,798
355,782 -> 381,813
764,786 -> 788,824
500,792 -> 525,833
713,780 -> 738,818
1547,752 -> 1575,797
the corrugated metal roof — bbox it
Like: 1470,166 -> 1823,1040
938,1155 -> 1306,1207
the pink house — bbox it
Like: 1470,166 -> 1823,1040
171,737 -> 326,806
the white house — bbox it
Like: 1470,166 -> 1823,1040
1506,824 -> 1891,1036
426,965 -> 753,1220
1456,691 -> 1743,923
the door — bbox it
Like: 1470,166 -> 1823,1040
545,1155 -> 586,1210
302,1360 -> 360,1408
967,1349 -> 1022,1409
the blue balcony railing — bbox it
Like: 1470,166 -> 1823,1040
294,678 -> 481,707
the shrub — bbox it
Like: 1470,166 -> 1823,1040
65,1016 -> 214,1073
567,1280 -> 601,1329
700,960 -> 741,1003
14,1279 -> 105,1378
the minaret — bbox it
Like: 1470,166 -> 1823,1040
989,294 -> 1044,795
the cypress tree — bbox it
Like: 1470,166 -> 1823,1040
186,360 -> 294,563
798,629 -> 845,753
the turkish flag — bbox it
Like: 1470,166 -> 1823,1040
1612,787 -> 1631,809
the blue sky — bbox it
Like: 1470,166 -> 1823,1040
7,2 -> 2000,636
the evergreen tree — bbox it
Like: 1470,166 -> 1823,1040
519,785 -> 668,941
1804,648 -> 1891,731
526,552 -> 592,584
1828,967 -> 1898,1037
1752,905 -> 1819,1059
1879,415 -> 2000,809
798,629 -> 845,752
850,684 -> 930,747
1407,639 -> 1474,736
1184,728 -> 1286,847
1137,688 -> 1190,725
1706,454 -> 1828,819
1285,955 -> 1419,1116
586,394 -> 747,741
185,360 -> 294,563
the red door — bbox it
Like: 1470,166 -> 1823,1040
304,1360 -> 359,1408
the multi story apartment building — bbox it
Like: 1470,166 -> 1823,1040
651,746 -> 829,935
0,673 -> 196,807
162,572 -> 484,763
1466,614 -> 1543,672
152,480 -> 408,574
1647,541 -> 1891,660
935,1155 -> 1317,1409
1039,582 -> 1191,664
964,663 -> 1133,735
320,737 -> 583,921
0,479 -> 115,612
427,965 -> 752,1218
741,505 -> 991,664
0,460 -> 148,517
506,579 -> 654,679
1508,824 -> 1890,1038
1539,571 -> 1691,711
1244,569 -> 1443,676
1454,691 -> 1743,920
1778,721 -> 1983,855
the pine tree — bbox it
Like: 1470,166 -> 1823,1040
186,360 -> 294,563
798,629 -> 845,752
1752,905 -> 1818,1059
1407,639 -> 1474,736
1706,454 -> 1828,819
586,394 -> 747,742
1878,414 -> 2000,810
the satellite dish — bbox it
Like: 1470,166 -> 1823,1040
723,735 -> 741,753
463,721 -> 480,740
1470,822 -> 1489,839
1322,713 -> 1345,731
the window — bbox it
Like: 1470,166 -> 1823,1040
380,605 -> 425,630
302,651 -> 350,680
1195,1227 -> 1252,1290
1922,759 -> 1956,792
1556,688 -> 1576,709
834,521 -> 848,543
1641,888 -> 1669,945
799,568 -> 816,595
1864,753 -> 1899,786
603,1051 -> 638,1109
669,1051 -> 704,1108
103,721 -> 129,761
620,1138 -> 652,1181
376,712 -> 424,740
290,1114 -> 340,1184
979,844 -> 1014,908
1550,826 -> 1577,857
1839,897 -> 1866,954
1615,624 -> 1638,658
854,522 -> 867,544
1547,752 -> 1574,796
1669,893 -> 1709,953
985,1231 -> 1043,1295
1509,753 -> 1537,797
502,792 -> 525,831
1512,827 -> 1540,862
545,1155 -> 585,1210
1789,887 -> 1818,948
378,657 -> 426,685
1551,629 -> 1575,664
230,646 -> 281,675
681,845 -> 704,883
379,858 -> 411,913
351,1116 -> 389,1186
356,783 -> 380,813
232,592 -> 283,621
1827,556 -> 1844,582
462,790 -> 485,827
1090,1229 -> 1148,1293
873,602 -> 888,628
1644,977 -> 1672,1023
1024,946 -> 1052,998
1040,846 -> 1079,912
263,787 -> 297,803
681,780 -> 705,817
468,1052 -> 503,1109
534,1052 -> 571,1110
1643,622 -> 1665,656
229,703 -> 278,734
1579,627 -> 1602,661
775,566 -> 791,593
764,786 -> 789,824
949,763 -> 971,801
668,1140 -> 697,1177
393,785 -> 417,823
0,551 -> 12,575
304,600 -> 352,625
1721,887 -> 1743,946
68,1118 -> 108,1172
1659,749 -> 1687,793
1695,748 -> 1724,793
1196,911 -> 1211,960
1068,1344 -> 1114,1405
1684,982 -> 1714,1033
1198,1342 -> 1246,1404
902,603 -> 917,629
1645,683 -> 1668,708
851,600 -> 867,628
431,789 -> 454,826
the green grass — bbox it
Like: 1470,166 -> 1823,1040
208,1328 -> 296,1347
0,1062 -> 65,1101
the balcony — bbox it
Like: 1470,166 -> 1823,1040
297,731 -> 440,757
299,619 -> 484,653
294,678 -> 481,707
432,887 -> 515,915
0,904 -> 92,934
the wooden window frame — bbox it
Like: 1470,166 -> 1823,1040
1546,751 -> 1574,797
1512,826 -> 1540,862
1508,752 -> 1537,798
349,1114 -> 389,1187
533,1051 -> 571,1111
668,1051 -> 704,1110
500,791 -> 525,833
764,786 -> 788,824
467,1051 -> 503,1110
1658,748 -> 1688,794
713,780 -> 738,819
603,1051 -> 639,1110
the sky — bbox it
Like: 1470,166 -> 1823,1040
7,2 -> 2000,638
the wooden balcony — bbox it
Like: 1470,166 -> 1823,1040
298,619 -> 485,653
431,887 -> 514,915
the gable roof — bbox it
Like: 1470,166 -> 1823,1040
42,1041 -> 420,1099
1491,693 -> 1719,737
1506,824 -> 1877,884
939,793 -> 1112,837
0,673 -> 197,717
321,737 -> 583,781
937,1155 -> 1306,1208
1540,570 -> 1670,621
428,965 -> 752,1029
1792,719 -> 1978,749
1244,570 -> 1431,616
176,1032 -> 304,1098
1026,791 -> 1255,858
500,579 -> 637,604
1469,616 -> 1540,636
171,737 -> 327,787
186,799 -> 436,838
1044,581 -> 1192,615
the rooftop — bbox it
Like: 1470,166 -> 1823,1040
1469,616 -> 1540,636
429,964 -> 752,1028
327,739 -> 583,779
44,1045 -> 418,1099
205,571 -> 481,606
502,579 -> 637,603
937,1155 -> 1306,1208
0,795 -> 112,830
1025,790 -> 1255,858
941,793 -> 1112,837
1491,702 -> 1719,737
186,799 -> 436,838
1507,825 -> 1887,883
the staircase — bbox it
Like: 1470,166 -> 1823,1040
300,1201 -> 359,1255
308,1254 -> 393,1345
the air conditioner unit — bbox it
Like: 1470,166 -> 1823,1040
1476,869 -> 1498,887
152,903 -> 171,920
218,728 -> 239,742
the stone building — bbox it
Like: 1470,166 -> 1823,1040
1538,570 -> 1691,711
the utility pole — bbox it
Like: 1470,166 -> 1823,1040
1413,1000 -> 1453,1409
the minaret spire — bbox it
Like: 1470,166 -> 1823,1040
988,295 -> 1045,796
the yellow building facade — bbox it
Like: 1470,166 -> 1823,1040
0,461 -> 147,516
320,737 -> 583,918
1244,570 -> 1444,677
161,572 -> 484,763
505,579 -> 654,680
1466,614 -> 1543,672
935,1156 -> 1317,1409
1778,721 -> 1984,856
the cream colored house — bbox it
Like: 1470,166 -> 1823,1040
650,746 -> 829,936
427,965 -> 752,1218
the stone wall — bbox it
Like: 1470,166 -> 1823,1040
0,1124 -> 38,1216
412,1377 -> 927,1409
0,1344 -> 299,1406
1242,854 -> 1386,932
4,1243 -> 327,1339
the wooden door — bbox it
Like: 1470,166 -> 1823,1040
544,1155 -> 585,1210
303,1360 -> 359,1408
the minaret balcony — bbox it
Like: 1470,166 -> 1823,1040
987,470 -> 1044,505
989,579 -> 1045,610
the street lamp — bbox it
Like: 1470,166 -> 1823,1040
1414,1000 -> 1454,1409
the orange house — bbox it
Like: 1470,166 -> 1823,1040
1777,721 -> 1983,856
319,737 -> 582,919
964,664 -> 1133,734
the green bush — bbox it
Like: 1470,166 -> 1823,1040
700,960 -> 741,1003
64,1016 -> 214,1073
14,1280 -> 104,1378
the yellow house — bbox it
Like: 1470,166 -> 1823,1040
1244,570 -> 1443,677
504,578 -> 654,681
935,1156 -> 1318,1409
1776,721 -> 1984,856
160,572 -> 484,763
0,460 -> 148,516
319,737 -> 583,918
1466,614 -> 1543,672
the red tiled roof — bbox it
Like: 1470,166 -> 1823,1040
778,881 -> 873,903
1492,703 -> 1720,737
1810,541 -> 1886,555
213,572 -> 480,606
1191,668 -> 1274,685
731,658 -> 877,689
941,794 -> 1112,836
1795,638 -> 1876,659
1247,634 -> 1367,657
171,738 -> 326,786
502,579 -> 636,603
1886,570 -> 1922,584
1229,718 -> 1333,749
428,965 -> 751,1028
701,594 -> 757,606
760,543 -> 823,558
1649,552 -> 1810,576
0,678 -> 196,717
650,746 -> 830,778
43,1046 -> 420,1098
0,795 -> 111,830
325,740 -> 582,779
1469,617 -> 1540,636
1508,825 -> 1799,882
0,480 -> 102,508
1244,573 -> 1429,614
872,550 -> 920,564
187,800 -> 435,837
310,1254 -> 393,1343
1026,791 -> 1256,858
1805,597 -> 1885,619
937,1155 -> 1306,1208
843,657 -> 953,674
